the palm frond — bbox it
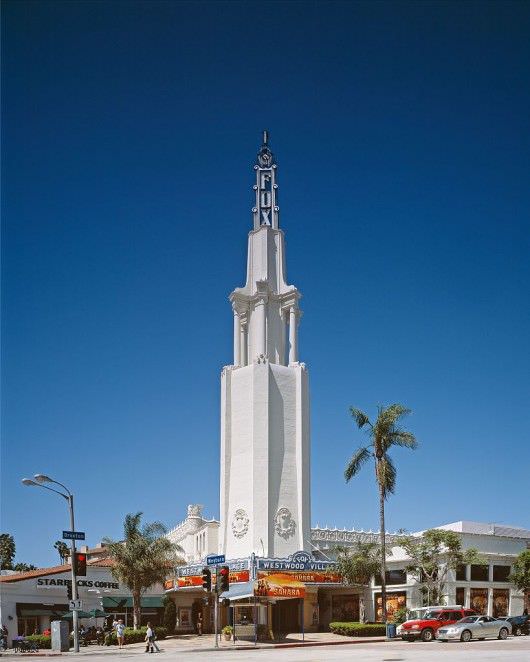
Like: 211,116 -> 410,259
344,446 -> 371,482
349,407 -> 371,430
388,429 -> 418,449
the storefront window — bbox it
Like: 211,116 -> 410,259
374,591 -> 406,622
234,605 -> 254,625
456,564 -> 467,581
374,570 -> 407,586
332,595 -> 359,621
492,565 -> 511,582
18,617 -> 39,637
470,588 -> 488,613
386,570 -> 407,585
492,589 -> 509,617
456,587 -> 465,607
470,565 -> 489,581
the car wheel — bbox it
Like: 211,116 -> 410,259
513,626 -> 521,636
498,628 -> 508,640
421,629 -> 434,642
460,630 -> 472,643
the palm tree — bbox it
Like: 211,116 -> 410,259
54,540 -> 70,565
345,404 -> 417,622
335,541 -> 382,623
103,513 -> 184,629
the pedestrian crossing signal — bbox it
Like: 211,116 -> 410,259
201,567 -> 211,592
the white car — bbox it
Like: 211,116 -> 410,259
437,615 -> 511,642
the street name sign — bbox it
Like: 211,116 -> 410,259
63,530 -> 85,541
206,554 -> 225,566
69,599 -> 83,611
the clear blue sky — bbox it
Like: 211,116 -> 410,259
2,1 -> 529,568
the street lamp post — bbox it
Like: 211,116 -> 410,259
22,475 -> 80,653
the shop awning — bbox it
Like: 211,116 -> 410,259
218,581 -> 255,602
102,597 -> 164,608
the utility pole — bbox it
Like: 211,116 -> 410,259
68,494 -> 79,653
214,565 -> 219,649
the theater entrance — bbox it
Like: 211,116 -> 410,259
271,598 -> 302,639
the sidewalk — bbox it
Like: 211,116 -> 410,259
0,632 -> 387,656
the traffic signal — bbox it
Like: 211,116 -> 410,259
218,565 -> 230,593
66,582 -> 73,600
201,567 -> 211,592
73,552 -> 87,577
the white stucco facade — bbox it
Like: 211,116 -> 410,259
219,135 -> 311,560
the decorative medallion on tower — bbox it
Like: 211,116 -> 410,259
274,507 -> 296,539
252,130 -> 279,230
231,508 -> 249,538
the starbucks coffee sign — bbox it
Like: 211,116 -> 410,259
36,578 -> 120,589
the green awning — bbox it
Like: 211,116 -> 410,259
20,609 -> 64,617
102,596 -> 164,608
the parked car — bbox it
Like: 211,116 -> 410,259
400,607 -> 477,642
437,615 -> 511,642
396,605 -> 463,638
504,614 -> 530,636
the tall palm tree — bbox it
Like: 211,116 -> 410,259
335,541 -> 382,623
54,540 -> 69,565
103,513 -> 184,629
345,404 -> 417,622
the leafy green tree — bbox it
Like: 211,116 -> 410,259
162,594 -> 177,634
0,533 -> 16,570
335,541 -> 382,622
509,550 -> 530,594
103,513 -> 184,629
400,528 -> 485,605
13,562 -> 37,571
345,404 -> 417,622
54,540 -> 70,564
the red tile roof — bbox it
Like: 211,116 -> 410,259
0,558 -> 114,582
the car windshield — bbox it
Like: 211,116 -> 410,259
423,611 -> 442,620
459,617 -> 479,623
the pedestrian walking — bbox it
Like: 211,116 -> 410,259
144,622 -> 159,653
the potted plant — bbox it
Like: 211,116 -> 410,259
222,625 -> 233,641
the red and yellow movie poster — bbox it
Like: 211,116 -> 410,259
177,575 -> 203,588
255,571 -> 305,598
212,569 -> 250,586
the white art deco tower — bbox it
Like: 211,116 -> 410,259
220,133 -> 310,560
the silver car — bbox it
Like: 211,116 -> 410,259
438,615 -> 511,642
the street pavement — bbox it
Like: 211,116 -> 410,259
3,634 -> 530,661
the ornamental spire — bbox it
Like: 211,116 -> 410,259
252,130 -> 279,229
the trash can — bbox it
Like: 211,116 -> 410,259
51,620 -> 70,652
386,622 -> 397,639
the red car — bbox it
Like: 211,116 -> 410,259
400,607 -> 477,642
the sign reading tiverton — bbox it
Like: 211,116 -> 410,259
62,530 -> 85,541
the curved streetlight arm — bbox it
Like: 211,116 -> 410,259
35,475 -> 72,497
34,482 -> 70,500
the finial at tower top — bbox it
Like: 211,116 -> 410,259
263,129 -> 269,145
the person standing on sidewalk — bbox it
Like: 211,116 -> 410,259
116,620 -> 125,649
